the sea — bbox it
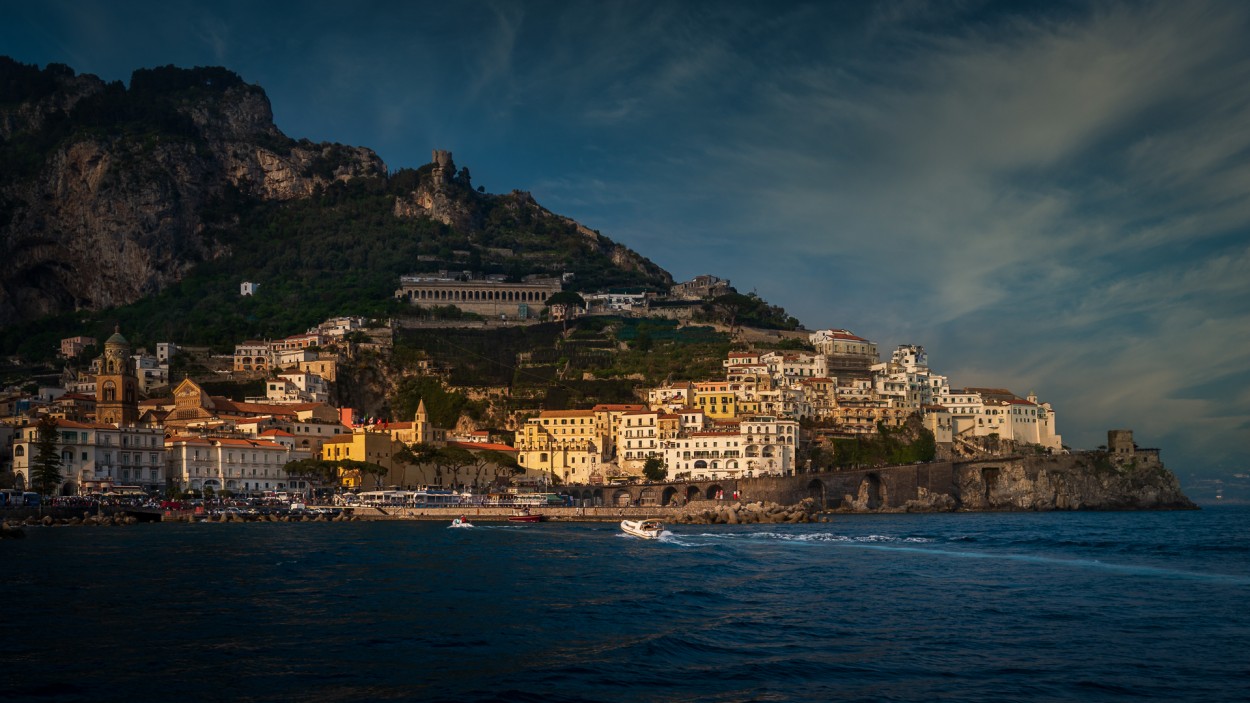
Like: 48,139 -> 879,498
4,506 -> 1249,703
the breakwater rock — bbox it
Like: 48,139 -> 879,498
3,507 -> 140,525
186,512 -> 362,523
673,498 -> 824,525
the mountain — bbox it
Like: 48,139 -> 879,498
0,58 -> 672,345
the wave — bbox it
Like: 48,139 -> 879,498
660,529 -> 1250,584
675,531 -> 932,544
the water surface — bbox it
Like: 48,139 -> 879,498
4,507 -> 1248,702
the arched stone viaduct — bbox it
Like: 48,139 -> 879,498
561,460 -> 1006,510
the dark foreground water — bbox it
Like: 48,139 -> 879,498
4,507 -> 1249,703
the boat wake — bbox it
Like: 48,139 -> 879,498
656,530 -> 1250,584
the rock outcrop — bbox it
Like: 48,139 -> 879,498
950,453 -> 1196,511
818,453 -> 1196,513
674,498 -> 822,525
0,59 -> 384,326
390,149 -> 671,285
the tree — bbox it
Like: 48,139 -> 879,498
283,458 -> 341,484
285,457 -> 387,489
642,457 -> 667,482
633,327 -> 653,352
545,291 -> 587,334
438,446 -> 477,490
30,415 -> 63,497
464,448 -> 519,489
706,292 -> 755,332
338,459 -> 389,489
482,450 -> 523,487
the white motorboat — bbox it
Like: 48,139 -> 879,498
449,515 -> 474,528
620,519 -> 664,540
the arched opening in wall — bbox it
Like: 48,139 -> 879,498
612,489 -> 632,507
807,479 -> 826,509
592,488 -> 604,506
694,460 -> 707,469
639,487 -> 658,506
685,486 -> 701,503
858,473 -> 884,510
60,481 -> 76,496
705,484 -> 724,500
981,467 -> 1001,504
662,486 -> 678,506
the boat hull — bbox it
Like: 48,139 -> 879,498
621,519 -> 663,539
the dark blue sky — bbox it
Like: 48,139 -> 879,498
4,1 -> 1248,486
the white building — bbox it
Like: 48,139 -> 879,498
761,351 -> 828,387
584,291 -> 648,313
617,409 -> 661,471
937,388 -> 1062,451
240,281 -> 260,296
257,371 -> 330,404
156,342 -> 178,365
166,436 -> 295,495
810,327 -> 880,360
660,415 -> 799,481
647,384 -> 693,413
12,419 -> 166,494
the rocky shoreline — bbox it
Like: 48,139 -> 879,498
672,498 -> 828,525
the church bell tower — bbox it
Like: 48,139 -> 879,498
96,326 -> 139,425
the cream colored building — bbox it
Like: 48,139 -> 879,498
617,409 -> 662,472
660,414 -> 799,481
233,341 -> 271,372
167,436 -> 293,495
395,273 -> 562,319
514,409 -> 607,485
13,418 -> 165,495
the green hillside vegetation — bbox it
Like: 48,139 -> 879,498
0,170 -> 675,360
805,420 -> 938,470
390,317 -> 733,412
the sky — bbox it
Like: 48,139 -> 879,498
4,0 -> 1248,492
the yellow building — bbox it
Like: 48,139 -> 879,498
320,429 -> 401,488
693,382 -> 738,419
515,409 -> 607,484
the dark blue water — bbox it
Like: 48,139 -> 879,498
4,507 -> 1249,702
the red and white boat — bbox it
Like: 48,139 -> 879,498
508,507 -> 547,523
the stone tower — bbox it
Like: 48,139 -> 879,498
1108,429 -> 1135,456
431,149 -> 454,182
96,326 -> 139,425
414,399 -> 431,445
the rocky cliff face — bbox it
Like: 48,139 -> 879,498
950,453 -> 1196,511
391,149 -> 671,285
0,60 -> 385,326
735,452 -> 1195,513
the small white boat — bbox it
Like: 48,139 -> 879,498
621,519 -> 664,540
450,516 -> 474,528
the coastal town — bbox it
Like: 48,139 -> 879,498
1,273 -> 1065,507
